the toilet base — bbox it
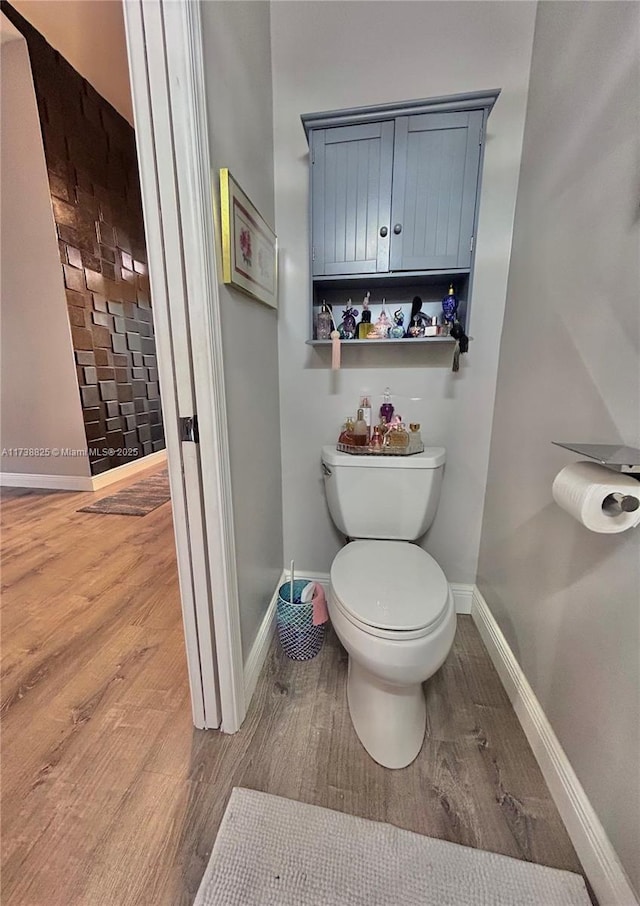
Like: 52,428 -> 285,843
347,658 -> 426,769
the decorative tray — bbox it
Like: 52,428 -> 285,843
337,436 -> 425,457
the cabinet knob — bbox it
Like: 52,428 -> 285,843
379,226 -> 388,237
393,223 -> 402,234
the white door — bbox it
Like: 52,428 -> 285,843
123,0 -> 246,732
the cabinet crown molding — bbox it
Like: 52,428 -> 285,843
301,89 -> 501,142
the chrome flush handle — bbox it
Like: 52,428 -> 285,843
322,462 -> 332,477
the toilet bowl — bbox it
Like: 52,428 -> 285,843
328,539 -> 456,769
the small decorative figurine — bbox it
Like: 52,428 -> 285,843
442,284 -> 459,324
339,300 -> 358,339
390,309 -> 405,339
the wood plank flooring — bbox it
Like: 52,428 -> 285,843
1,473 -> 588,905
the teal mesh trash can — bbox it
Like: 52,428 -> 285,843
276,579 -> 325,661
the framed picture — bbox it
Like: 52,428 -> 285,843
219,168 -> 278,310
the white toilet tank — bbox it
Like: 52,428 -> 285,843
321,445 -> 446,541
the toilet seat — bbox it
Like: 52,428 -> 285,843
330,540 -> 450,640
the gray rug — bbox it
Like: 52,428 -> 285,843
193,788 -> 591,905
77,469 -> 170,516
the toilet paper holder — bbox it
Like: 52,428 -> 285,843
553,442 -> 640,475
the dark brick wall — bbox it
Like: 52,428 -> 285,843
2,3 -> 165,475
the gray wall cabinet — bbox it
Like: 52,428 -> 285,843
302,91 -> 499,343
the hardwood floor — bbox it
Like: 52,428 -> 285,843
1,474 -> 587,905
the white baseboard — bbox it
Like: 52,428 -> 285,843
243,571 -> 284,707
0,471 -> 93,491
450,582 -> 473,614
471,586 -> 638,906
0,450 -> 167,493
89,450 -> 167,490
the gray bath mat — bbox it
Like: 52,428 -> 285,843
77,469 -> 170,516
193,788 -> 590,905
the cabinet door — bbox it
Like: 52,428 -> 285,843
389,111 -> 483,271
311,122 -> 394,276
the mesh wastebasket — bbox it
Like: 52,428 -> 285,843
276,579 -> 326,661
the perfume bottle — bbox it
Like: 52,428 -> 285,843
317,302 -> 332,340
338,416 -> 355,445
407,295 -> 426,337
387,422 -> 409,449
353,409 -> 368,446
357,292 -> 373,339
371,302 -> 391,339
390,309 -> 405,339
339,301 -> 358,339
442,284 -> 459,324
380,387 -> 394,423
424,315 -> 438,337
368,424 -> 384,453
359,395 -> 372,438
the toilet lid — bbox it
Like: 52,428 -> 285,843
330,541 -> 449,632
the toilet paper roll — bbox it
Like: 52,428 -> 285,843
552,461 -> 640,533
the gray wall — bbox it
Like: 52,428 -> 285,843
201,1 -> 284,662
477,1 -> 639,891
0,24 -> 90,479
271,1 -> 537,581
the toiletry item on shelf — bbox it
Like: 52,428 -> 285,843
386,420 -> 410,449
437,320 -> 450,337
339,416 -> 356,445
407,296 -> 427,337
369,424 -> 384,452
353,409 -> 369,446
317,301 -> 332,340
424,315 -> 438,337
409,423 -> 422,444
339,301 -> 358,339
359,395 -> 372,438
390,309 -> 405,339
380,387 -> 394,424
442,284 -> 459,324
357,292 -> 373,339
370,302 -> 391,339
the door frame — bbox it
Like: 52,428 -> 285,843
123,0 -> 246,733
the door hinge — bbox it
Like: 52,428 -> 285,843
179,415 -> 199,443
470,236 -> 474,253
479,124 -> 484,146
312,247 -> 316,262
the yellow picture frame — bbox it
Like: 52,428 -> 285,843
219,168 -> 278,310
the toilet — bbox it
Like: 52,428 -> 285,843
321,445 -> 456,769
